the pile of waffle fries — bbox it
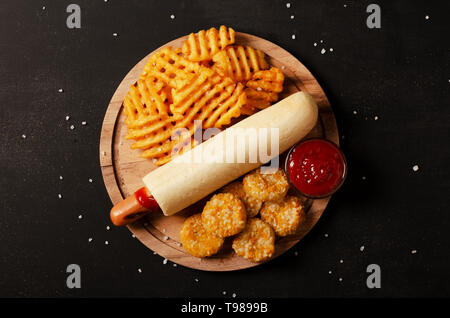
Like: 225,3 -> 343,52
123,26 -> 285,165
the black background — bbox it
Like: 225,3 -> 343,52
0,0 -> 449,298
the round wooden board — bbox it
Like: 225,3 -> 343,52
100,32 -> 338,271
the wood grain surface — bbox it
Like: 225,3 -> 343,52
99,32 -> 338,271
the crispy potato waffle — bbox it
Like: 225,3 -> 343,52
202,193 -> 247,238
180,214 -> 224,258
260,196 -> 305,237
243,167 -> 289,202
232,218 -> 275,262
222,181 -> 262,217
212,45 -> 269,82
244,67 -> 285,114
182,26 -> 235,62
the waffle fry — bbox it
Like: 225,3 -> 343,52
244,67 -> 285,113
246,67 -> 284,93
212,45 -> 269,82
141,47 -> 212,88
182,26 -> 235,62
172,75 -> 246,129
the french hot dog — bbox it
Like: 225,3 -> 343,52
110,91 -> 318,225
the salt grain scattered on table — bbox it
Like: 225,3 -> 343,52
291,34 -> 296,40
353,110 -> 357,115
163,236 -> 169,240
42,6 -> 46,10
412,165 -> 419,172
362,176 -> 366,180
360,245 -> 365,252
340,259 -> 344,263
163,258 -> 168,264
113,33 -> 118,37
328,270 -> 332,274
321,48 -> 326,54
232,293 -> 236,298
374,116 -> 379,120
106,226 -> 110,230
329,48 -> 334,52
138,268 -> 142,273
58,194 -> 62,199
194,278 -> 199,282
70,125 -> 75,130
313,42 -> 317,47
88,238 -> 92,242
324,233 -> 329,238
425,15 -> 429,20
81,121 -> 86,125
170,14 -> 175,19
105,241 -> 109,245
65,115 -> 70,121
131,234 -> 136,238
320,40 -> 323,43
59,175 -> 63,180
294,251 -> 298,256
411,249 -> 417,254
286,3 -> 291,8
222,291 -> 226,295
58,88 -> 64,93
290,15 -> 294,19
21,134 -> 26,139
173,264 -> 177,267
78,215 -> 82,219
339,277 -> 343,282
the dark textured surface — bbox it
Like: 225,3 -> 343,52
0,0 -> 449,297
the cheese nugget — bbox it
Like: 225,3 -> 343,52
202,193 -> 247,238
232,218 -> 275,262
180,214 -> 224,258
243,168 -> 289,202
222,181 -> 262,217
260,196 -> 305,237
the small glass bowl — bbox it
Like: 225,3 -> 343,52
284,138 -> 348,199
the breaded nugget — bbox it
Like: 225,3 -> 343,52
260,196 -> 305,237
232,218 -> 275,262
202,193 -> 247,238
222,181 -> 262,217
243,168 -> 289,202
180,214 -> 224,258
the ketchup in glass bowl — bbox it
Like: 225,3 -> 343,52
285,138 -> 347,198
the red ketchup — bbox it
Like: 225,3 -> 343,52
286,139 -> 346,198
134,187 -> 159,210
